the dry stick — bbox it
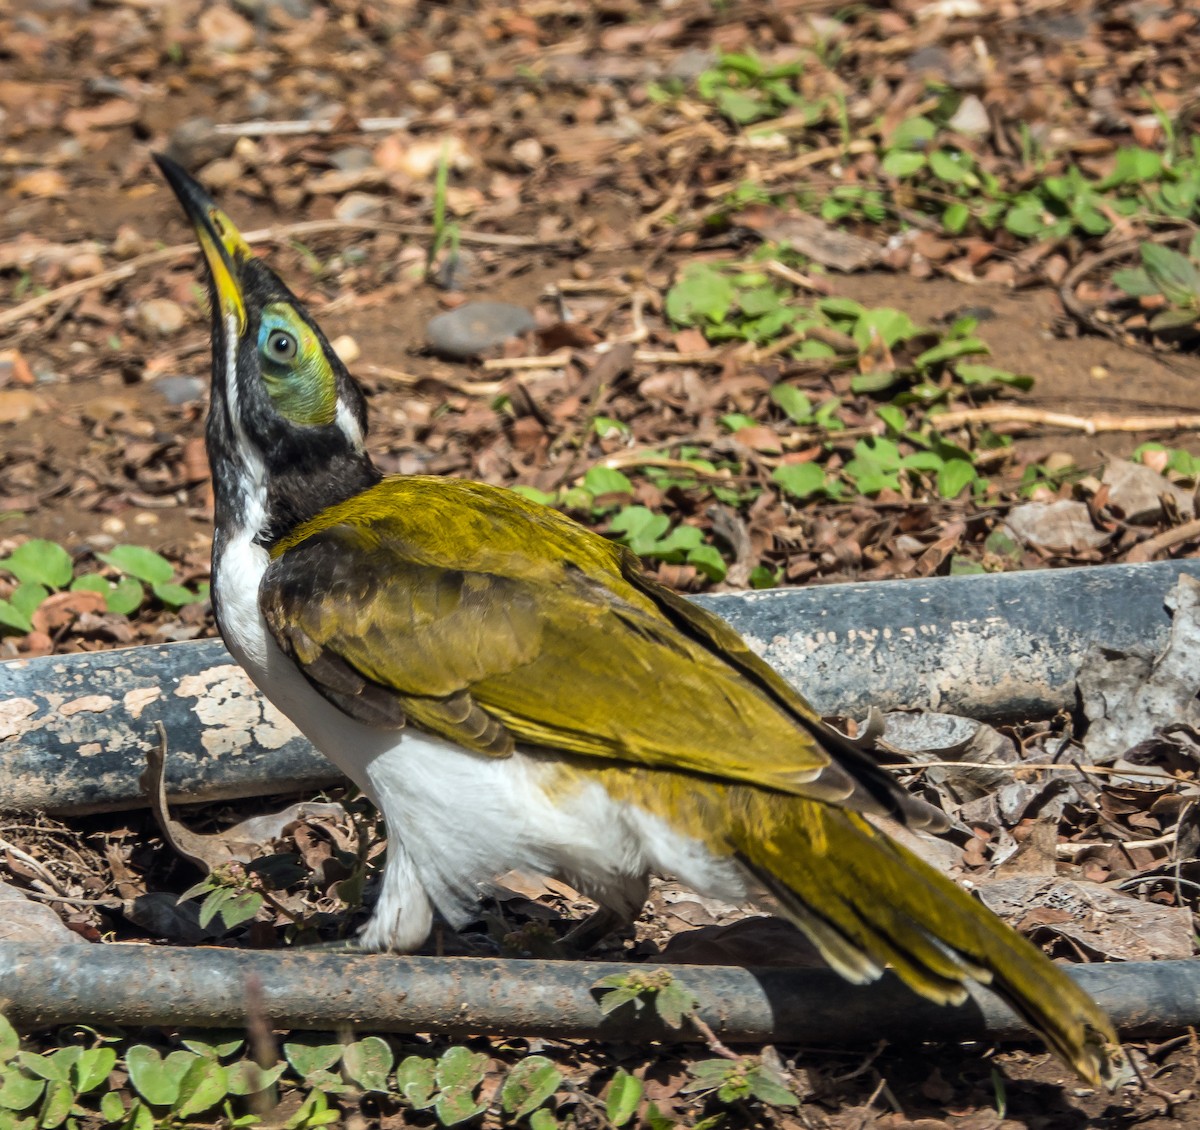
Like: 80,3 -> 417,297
1126,517 -> 1200,562
932,404 -> 1200,435
884,760 -> 1192,784
0,221 -> 572,333
0,835 -> 69,895
1057,830 -> 1177,861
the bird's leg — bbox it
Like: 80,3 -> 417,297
558,877 -> 649,955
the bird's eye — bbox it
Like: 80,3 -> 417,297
264,330 -> 298,362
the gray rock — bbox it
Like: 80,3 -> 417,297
152,376 -> 205,406
166,117 -> 235,169
426,302 -> 536,360
1102,458 -> 1195,524
1004,499 -> 1110,553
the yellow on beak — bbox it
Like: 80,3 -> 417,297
154,154 -> 252,334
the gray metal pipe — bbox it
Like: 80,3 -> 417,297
2,560 -> 1198,814
0,943 -> 1194,1046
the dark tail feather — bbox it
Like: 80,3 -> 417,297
731,796 -> 1129,1088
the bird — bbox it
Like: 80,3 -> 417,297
154,153 -> 1125,1089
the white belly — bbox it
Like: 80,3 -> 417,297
214,529 -> 745,951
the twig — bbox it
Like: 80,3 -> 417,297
931,404 -> 1200,435
0,835 -> 69,895
360,364 -> 505,397
689,1011 -> 741,1061
763,259 -> 826,293
1057,830 -> 1177,860
885,760 -> 1193,784
13,887 -> 121,909
482,351 -> 573,372
211,116 -> 415,138
1125,517 -> 1200,563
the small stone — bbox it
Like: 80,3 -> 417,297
426,302 -> 536,360
948,93 -> 990,136
152,375 -> 205,405
198,4 -> 256,52
332,192 -> 385,222
1090,365 -> 1109,379
139,298 -> 187,337
509,137 -> 544,169
571,261 -> 594,280
65,251 -> 103,278
407,79 -> 442,108
331,335 -> 360,365
198,157 -> 242,189
1041,451 -> 1076,474
113,224 -> 147,259
329,146 -> 375,172
0,349 -> 35,387
100,517 -> 126,536
167,117 -> 236,169
133,512 -> 159,527
422,50 -> 453,81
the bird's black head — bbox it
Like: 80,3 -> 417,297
154,153 -> 380,546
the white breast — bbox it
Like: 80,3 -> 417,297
214,523 -> 745,951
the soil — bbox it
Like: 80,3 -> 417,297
4,0 -> 1200,1126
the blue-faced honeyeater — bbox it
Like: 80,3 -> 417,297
155,154 -> 1125,1088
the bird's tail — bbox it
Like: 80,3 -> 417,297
729,795 -> 1128,1088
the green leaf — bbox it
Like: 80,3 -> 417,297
0,1066 -> 43,1111
0,1015 -> 18,1060
0,541 -> 72,588
1140,242 -> 1200,307
501,1055 -> 561,1119
395,1056 -> 436,1109
284,1042 -> 343,1081
73,1047 -> 116,1093
937,458 -> 977,499
913,336 -> 988,370
1112,266 -> 1159,297
849,370 -> 899,394
96,546 -> 174,586
529,1109 -> 559,1130
435,1086 -> 487,1126
179,1034 -> 244,1058
105,577 -> 144,616
943,201 -> 970,234
654,981 -> 699,1029
582,466 -> 633,499
125,1048 -> 196,1107
510,485 -> 556,506
197,887 -> 233,930
99,1091 -> 125,1123
687,544 -> 727,582
10,583 -> 48,621
216,890 -> 263,930
225,1061 -> 286,1096
151,581 -> 197,609
0,601 -> 33,634
746,1064 -> 799,1107
854,306 -> 918,349
606,1068 -> 643,1127
889,115 -> 936,149
720,413 -> 757,433
881,150 -> 925,178
876,404 -> 908,434
175,1057 -> 229,1118
18,1051 -> 70,1084
1004,203 -> 1047,238
954,362 -> 1033,391
769,384 -> 813,424
772,462 -> 827,500
342,1037 -> 393,1092
929,148 -> 970,183
69,574 -> 109,596
435,1047 -> 487,1091
748,565 -> 777,589
665,263 -> 735,326
37,1078 -> 74,1128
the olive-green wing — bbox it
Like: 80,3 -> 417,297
259,478 -> 876,807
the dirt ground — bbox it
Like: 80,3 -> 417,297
5,0 -> 1200,1126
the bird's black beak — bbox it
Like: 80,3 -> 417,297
153,152 -> 253,334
